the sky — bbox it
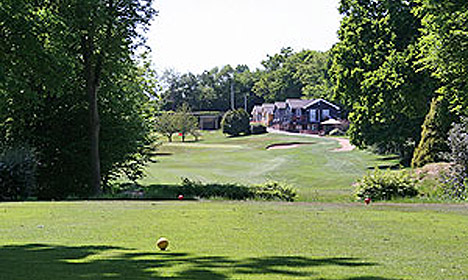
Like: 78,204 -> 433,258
147,0 -> 341,74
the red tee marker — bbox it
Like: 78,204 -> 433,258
178,132 -> 183,137
178,194 -> 184,200
364,197 -> 371,205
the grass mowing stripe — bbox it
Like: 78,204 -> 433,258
142,131 -> 397,201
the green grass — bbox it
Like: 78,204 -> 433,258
142,131 -> 399,202
1,201 -> 467,279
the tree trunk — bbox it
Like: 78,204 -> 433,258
82,35 -> 102,196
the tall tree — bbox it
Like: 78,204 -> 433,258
417,0 -> 468,114
0,0 -> 157,198
252,48 -> 332,103
330,0 -> 436,162
64,0 -> 156,194
252,47 -> 302,102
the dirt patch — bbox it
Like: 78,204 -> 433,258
332,138 -> 355,152
266,142 -> 315,150
414,162 -> 452,180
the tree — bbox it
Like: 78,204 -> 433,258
252,47 -> 303,103
252,48 -> 333,103
412,96 -> 453,167
330,0 -> 436,163
417,0 -> 468,115
0,0 -> 157,198
173,104 -> 199,142
67,0 -> 156,195
154,112 -> 178,142
221,109 -> 250,136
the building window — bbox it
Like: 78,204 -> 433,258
322,109 -> 330,119
309,110 -> 317,122
296,109 -> 301,116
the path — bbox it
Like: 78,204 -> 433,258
267,128 -> 355,152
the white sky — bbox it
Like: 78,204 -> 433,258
147,0 -> 341,74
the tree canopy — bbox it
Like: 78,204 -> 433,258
330,0 -> 436,162
0,0 -> 157,198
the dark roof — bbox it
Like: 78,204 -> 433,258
285,99 -> 314,109
303,98 -> 340,110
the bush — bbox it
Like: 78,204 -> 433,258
412,96 -> 453,168
252,181 -> 297,202
0,146 -> 37,200
354,169 -> 420,201
221,109 -> 250,136
437,117 -> 468,200
112,179 -> 297,201
250,123 -> 267,135
439,165 -> 468,201
180,178 -> 297,201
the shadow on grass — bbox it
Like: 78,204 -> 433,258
374,155 -> 400,161
367,164 -> 400,170
0,243 -> 402,280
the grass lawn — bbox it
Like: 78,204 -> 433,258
141,131 -> 398,202
1,201 -> 467,279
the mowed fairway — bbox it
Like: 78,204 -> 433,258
1,201 -> 467,279
142,131 -> 397,201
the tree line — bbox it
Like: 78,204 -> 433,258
159,0 -> 467,169
1,0 -> 467,200
331,0 -> 467,167
158,48 -> 332,113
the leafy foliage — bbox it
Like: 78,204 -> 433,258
331,0 -> 436,163
154,105 -> 199,142
173,104 -> 199,142
160,65 -> 258,112
159,49 -> 332,113
154,112 -> 178,142
0,146 -> 37,201
412,96 -> 453,167
221,109 -> 250,136
111,179 -> 297,202
179,178 -> 296,201
250,123 -> 268,135
354,169 -> 420,201
0,0 -> 157,199
417,0 -> 468,115
252,181 -> 297,202
438,117 -> 468,200
253,48 -> 332,102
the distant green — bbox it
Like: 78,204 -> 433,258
1,201 -> 467,280
142,131 -> 398,202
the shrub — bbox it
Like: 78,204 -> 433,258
0,146 -> 37,200
221,109 -> 250,136
412,96 -> 453,168
437,118 -> 468,200
180,178 -> 254,200
109,179 -> 297,201
250,123 -> 267,135
439,165 -> 468,201
354,169 -> 420,201
252,181 -> 297,202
